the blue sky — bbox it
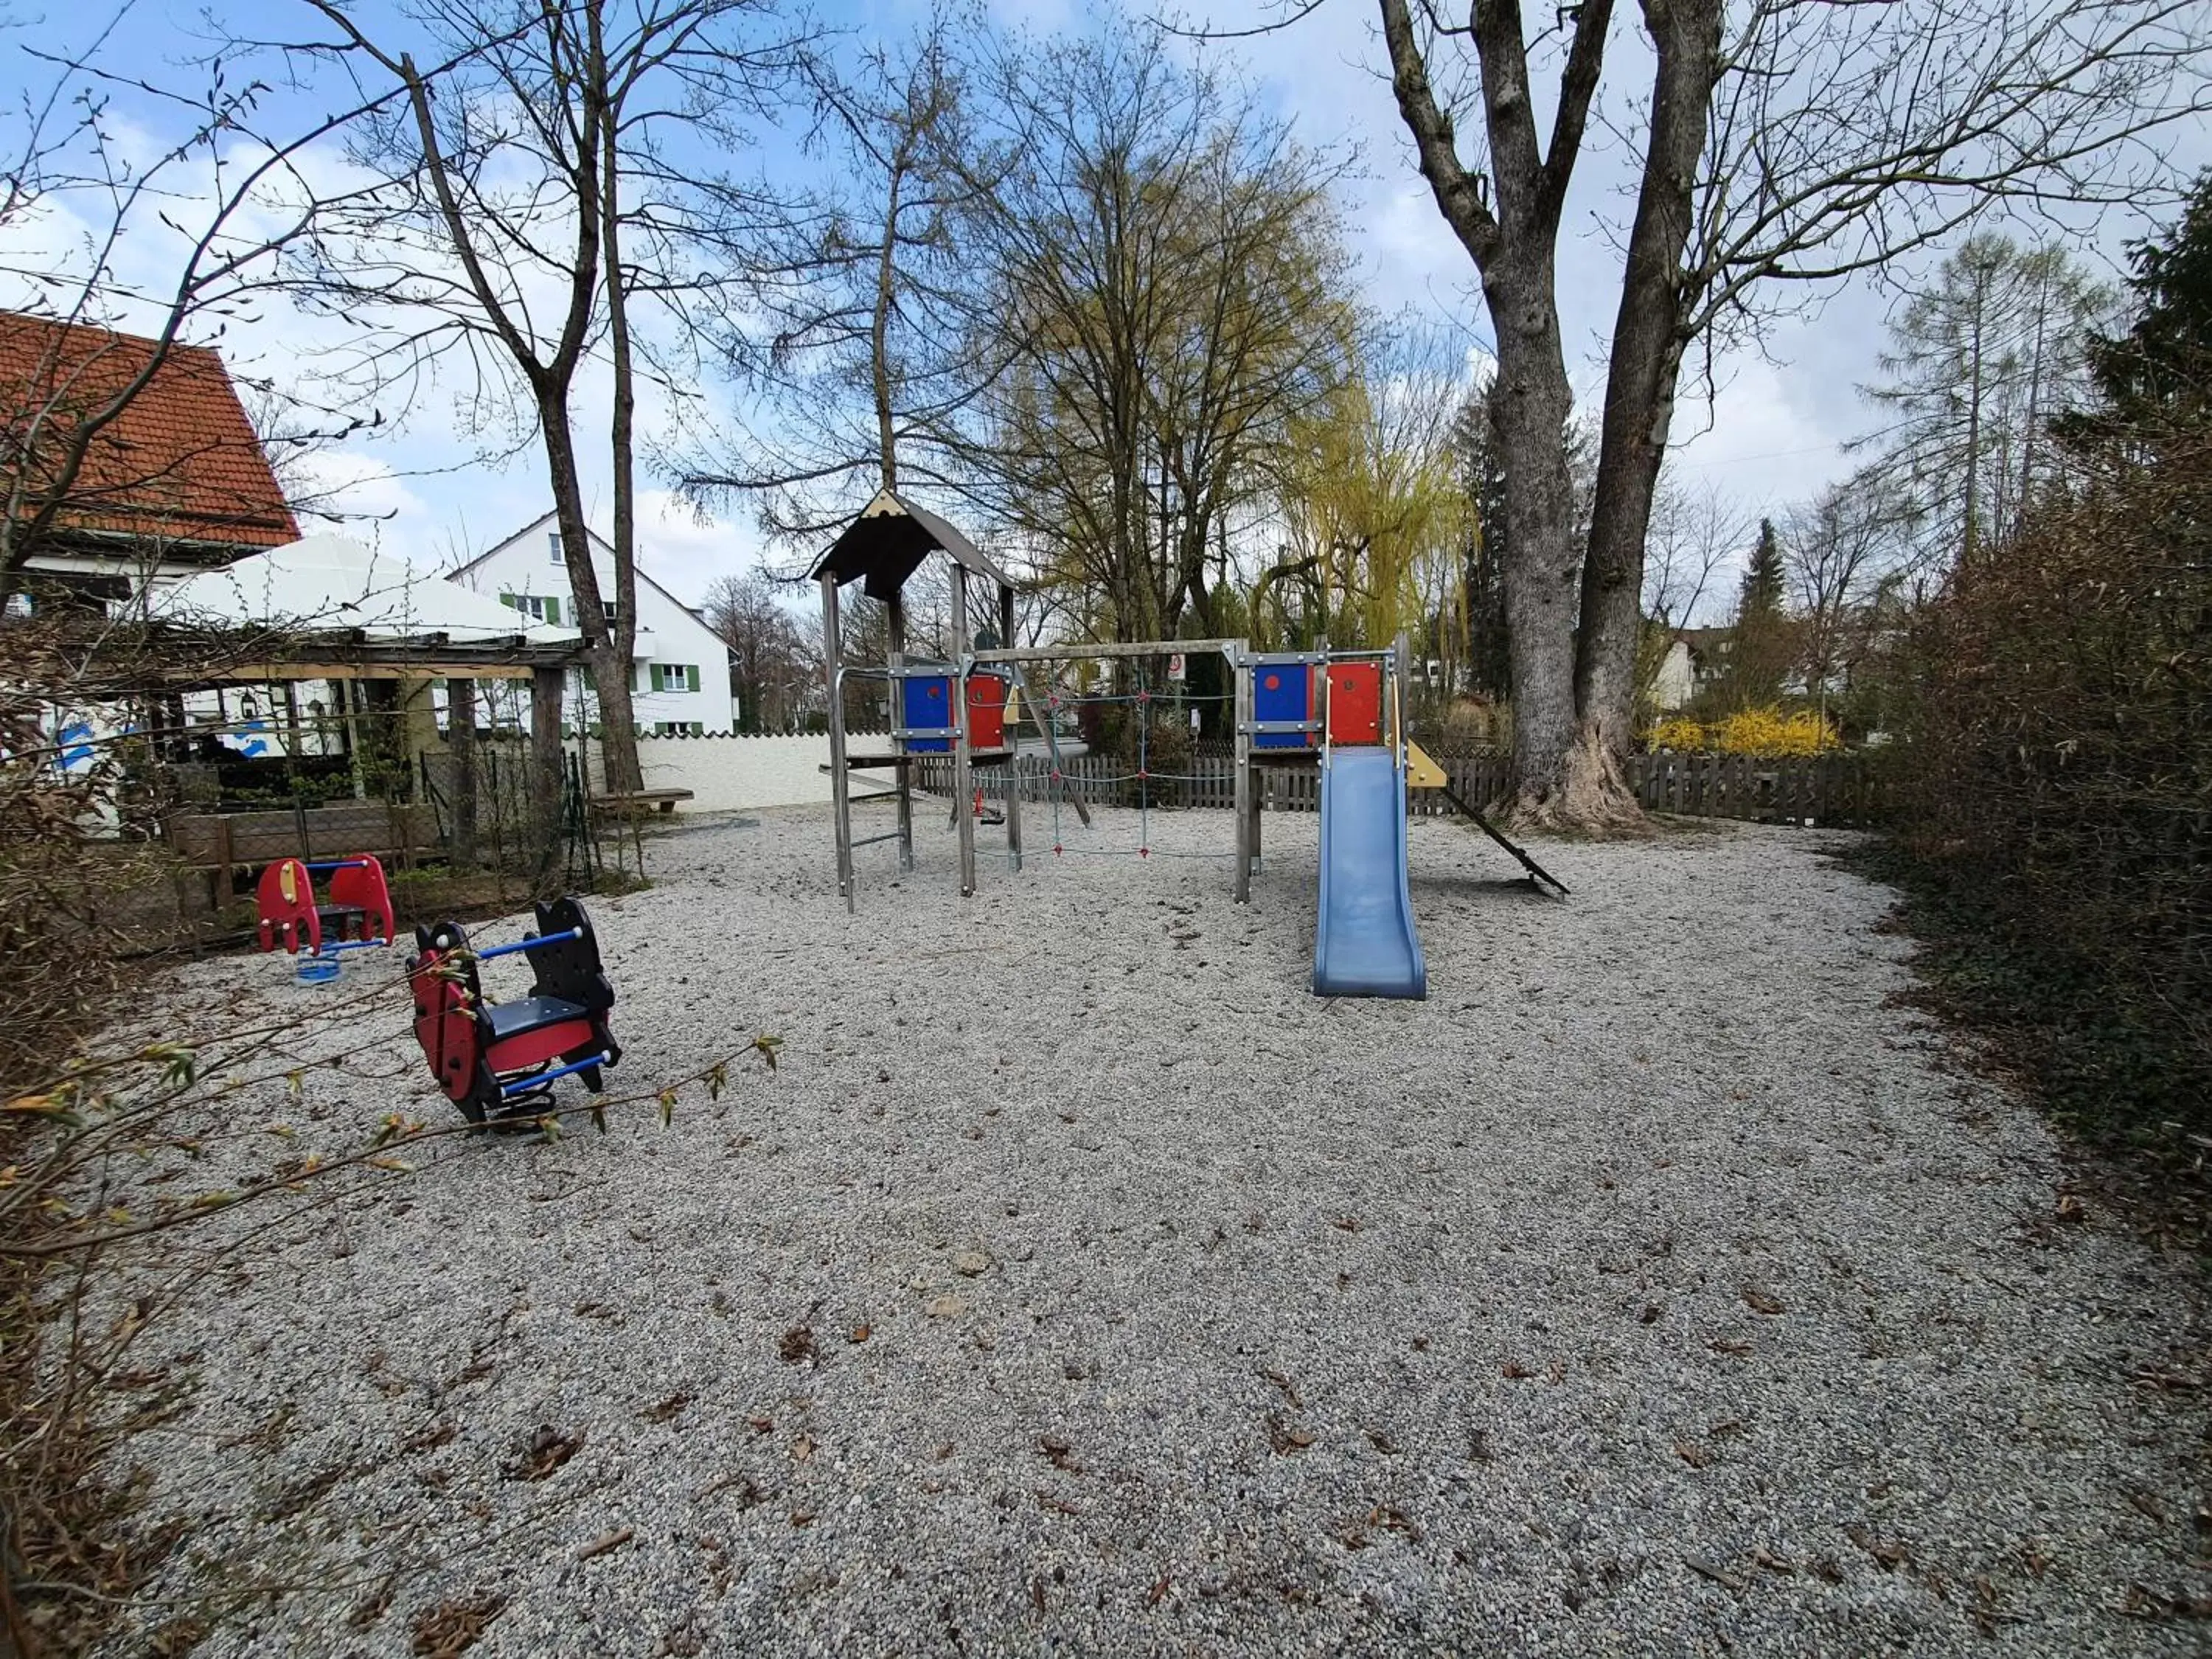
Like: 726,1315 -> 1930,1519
3,0 -> 2197,607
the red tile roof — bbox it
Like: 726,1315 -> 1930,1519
1,311 -> 299,556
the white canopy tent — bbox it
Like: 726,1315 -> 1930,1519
153,533 -> 580,650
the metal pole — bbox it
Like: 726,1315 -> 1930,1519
822,574 -> 855,911
999,583 -> 1021,871
888,594 -> 914,872
951,564 -> 975,897
1231,641 -> 1252,902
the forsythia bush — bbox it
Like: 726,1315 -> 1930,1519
1714,708 -> 1839,757
1650,709 -> 1838,756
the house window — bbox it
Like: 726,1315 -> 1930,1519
499,592 -> 562,625
549,531 -> 563,564
647,663 -> 698,694
653,720 -> 705,736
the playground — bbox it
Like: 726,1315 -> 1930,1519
91,804 -> 2208,1657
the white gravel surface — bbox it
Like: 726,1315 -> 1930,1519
88,804 -> 2209,1656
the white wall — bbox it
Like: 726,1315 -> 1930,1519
585,731 -> 894,813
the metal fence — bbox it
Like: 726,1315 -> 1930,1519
911,745 -> 1887,827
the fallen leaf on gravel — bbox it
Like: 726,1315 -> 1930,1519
2019,1541 -> 2053,1577
1147,1567 -> 1172,1606
1035,1488 -> 1085,1516
401,1419 -> 456,1453
2126,1489 -> 2171,1523
747,1415 -> 773,1434
347,1576 -> 396,1629
1846,1524 -> 1910,1570
1810,1557 -> 1844,1583
1685,1556 -> 1745,1592
925,1294 -> 967,1318
2122,1582 -> 2212,1620
503,1426 -> 582,1483
639,1393 -> 691,1424
1039,1433 -> 1082,1472
1674,1440 -> 1710,1469
1369,1506 -> 1422,1540
409,1591 -> 505,1657
1712,1338 -> 1753,1356
1742,1289 -> 1786,1315
790,1512 -> 814,1528
1266,1413 -> 1316,1453
951,1248 -> 992,1276
1753,1545 -> 1795,1573
1263,1368 -> 1303,1409
791,1433 -> 813,1462
577,1527 -> 633,1560
1502,1362 -> 1534,1379
779,1326 -> 816,1364
1639,1302 -> 1663,1325
2055,1193 -> 2088,1223
849,1324 -> 871,1344
1332,1217 -> 1359,1231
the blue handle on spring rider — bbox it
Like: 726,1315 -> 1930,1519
474,926 -> 585,963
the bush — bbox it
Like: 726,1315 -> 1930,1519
1884,434 -> 2212,1143
1649,708 -> 1838,756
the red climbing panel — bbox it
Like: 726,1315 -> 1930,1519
1326,661 -> 1384,745
966,672 -> 1007,749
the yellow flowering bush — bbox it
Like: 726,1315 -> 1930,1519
1649,709 -> 1840,755
1712,708 -> 1840,757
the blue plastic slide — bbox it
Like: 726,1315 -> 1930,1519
1312,745 -> 1427,998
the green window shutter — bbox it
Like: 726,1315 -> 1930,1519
498,592 -> 515,609
545,597 -> 560,626
685,664 -> 700,693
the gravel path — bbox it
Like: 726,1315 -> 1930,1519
90,805 -> 2207,1657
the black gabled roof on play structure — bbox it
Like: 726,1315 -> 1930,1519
807,487 -> 1016,602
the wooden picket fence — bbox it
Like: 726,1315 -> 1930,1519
909,745 -> 1886,826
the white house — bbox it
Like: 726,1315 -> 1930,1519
448,510 -> 737,734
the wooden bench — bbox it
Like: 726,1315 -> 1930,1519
599,787 -> 695,816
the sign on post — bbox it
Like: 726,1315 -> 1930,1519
1166,652 -> 1186,682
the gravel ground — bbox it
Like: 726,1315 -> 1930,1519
87,804 -> 2208,1657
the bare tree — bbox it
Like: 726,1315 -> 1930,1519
1781,475 -> 1916,723
1635,473 -> 1744,711
972,24 -> 1352,644
684,7 -> 1004,545
700,568 -> 820,730
295,0 -> 815,792
1377,0 -> 2208,826
1857,237 -> 2110,565
0,24 -> 396,600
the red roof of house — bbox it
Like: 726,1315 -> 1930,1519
1,311 -> 299,556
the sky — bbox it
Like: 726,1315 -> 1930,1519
2,0 -> 2199,610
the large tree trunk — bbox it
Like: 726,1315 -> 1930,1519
597,82 -> 645,790
1484,254 -> 1586,819
1568,0 -> 1722,827
541,394 -> 643,793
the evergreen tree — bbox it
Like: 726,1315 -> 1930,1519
2070,171 -> 2212,439
1739,519 -> 1785,616
1720,519 -> 1799,711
